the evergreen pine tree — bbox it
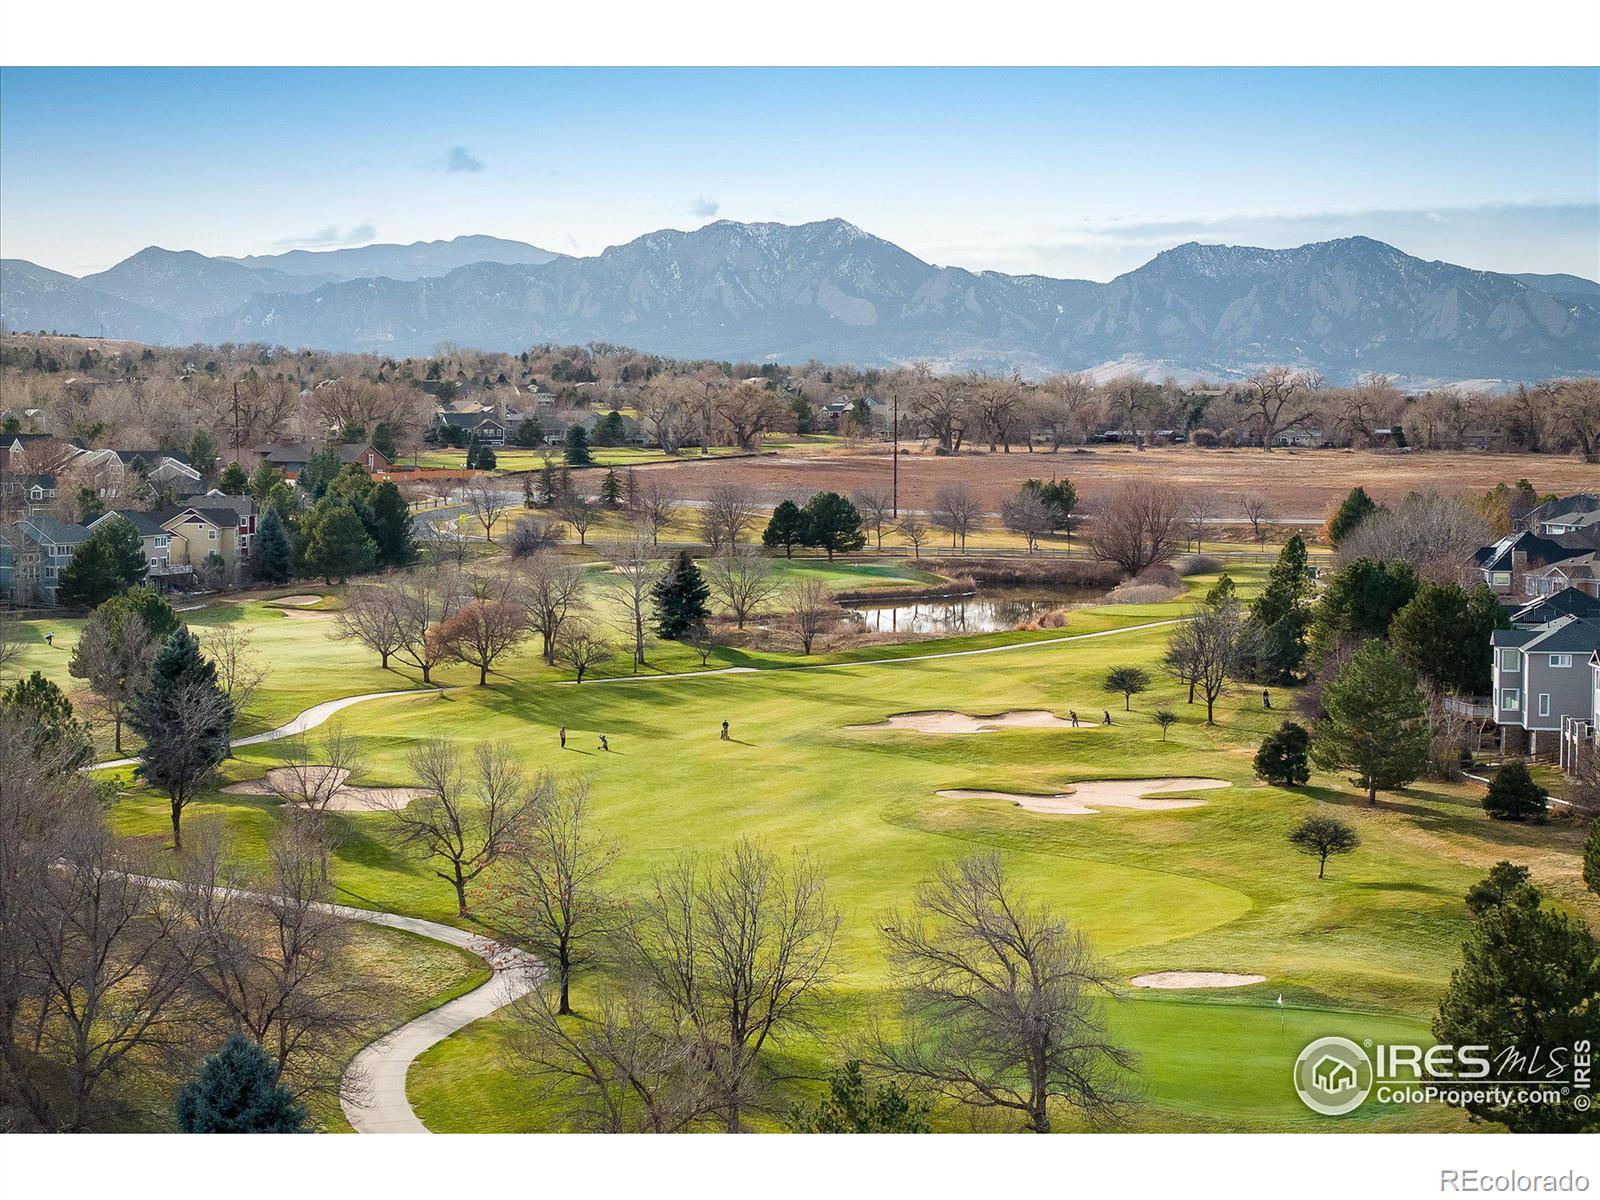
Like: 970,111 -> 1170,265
536,462 -> 560,507
651,550 -> 712,639
1254,720 -> 1312,785
1391,581 -> 1509,696
217,461 -> 249,496
762,500 -> 810,558
175,1034 -> 306,1133
1311,640 -> 1430,804
253,506 -> 293,583
1482,758 -> 1548,822
1326,486 -> 1380,546
1247,534 -> 1315,683
564,424 -> 594,466
599,468 -> 623,508
366,481 -> 416,568
128,628 -> 233,849
57,516 -> 148,608
300,501 -> 377,584
801,491 -> 866,560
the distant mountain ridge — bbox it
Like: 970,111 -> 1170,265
3,221 -> 1596,384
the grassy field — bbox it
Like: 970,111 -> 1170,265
67,562 -> 1595,1133
415,445 -> 747,472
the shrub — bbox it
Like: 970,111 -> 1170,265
1482,758 -> 1548,823
1105,581 -> 1184,604
1173,553 -> 1224,577
1255,721 -> 1312,786
509,517 -> 564,557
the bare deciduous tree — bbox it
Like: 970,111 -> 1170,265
698,484 -> 761,551
1239,493 -> 1274,547
897,513 -> 932,559
427,589 -> 531,687
1336,490 -> 1490,583
480,776 -> 620,1015
850,488 -> 894,549
463,478 -> 514,543
389,565 -> 461,684
1000,488 -> 1053,554
603,539 -> 662,669
1183,494 -> 1221,552
1085,482 -> 1186,577
620,839 -> 839,1132
518,552 -> 588,665
786,577 -> 837,655
1235,367 -> 1320,451
333,582 -> 406,671
629,476 -> 680,546
1188,595 -> 1247,724
931,483 -> 982,551
386,740 -> 538,916
704,548 -> 779,629
557,492 -> 599,547
553,622 -> 613,683
875,852 -> 1135,1133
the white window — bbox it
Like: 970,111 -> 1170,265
1500,688 -> 1521,710
1490,571 -> 1512,588
1499,648 -> 1521,671
1549,654 -> 1572,668
1538,693 -> 1551,717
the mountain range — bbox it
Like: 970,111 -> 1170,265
3,222 -> 1596,384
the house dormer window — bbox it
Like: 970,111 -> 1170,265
1550,654 -> 1573,668
1499,648 -> 1520,671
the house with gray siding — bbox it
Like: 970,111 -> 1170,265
1491,616 -> 1600,756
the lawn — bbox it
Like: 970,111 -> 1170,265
83,565 -> 1595,1132
414,445 -> 747,472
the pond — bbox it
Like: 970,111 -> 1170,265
844,587 -> 1104,635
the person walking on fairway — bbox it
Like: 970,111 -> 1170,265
599,734 -> 609,752
1069,710 -> 1079,727
720,720 -> 730,741
1263,689 -> 1272,709
559,726 -> 566,749
1103,710 -> 1112,725
44,631 -> 55,647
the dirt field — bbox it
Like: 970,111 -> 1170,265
633,444 -> 1598,515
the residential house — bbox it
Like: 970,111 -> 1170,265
0,515 -> 92,605
153,492 -> 256,585
1557,649 -> 1600,776
3,432 -> 77,473
1509,587 -> 1600,629
1463,528 -> 1600,599
580,410 -> 647,446
1272,426 -> 1324,448
85,510 -> 174,576
1490,616 -> 1600,756
1525,493 -> 1600,536
253,441 -> 319,477
435,411 -> 507,446
335,442 -> 393,473
1524,552 -> 1600,600
15,474 -> 58,516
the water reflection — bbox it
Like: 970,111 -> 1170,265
846,588 -> 1099,635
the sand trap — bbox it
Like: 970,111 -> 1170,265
847,709 -> 1105,734
936,777 -> 1231,815
276,607 -> 333,620
223,766 -> 429,812
1131,971 -> 1266,989
271,594 -> 324,607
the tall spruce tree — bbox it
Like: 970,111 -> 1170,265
599,468 -> 623,508
1390,581 -> 1509,696
1326,486 -> 1380,546
56,516 -> 148,608
1311,640 -> 1429,804
128,627 -> 233,849
563,424 -> 594,466
175,1034 -> 306,1133
1248,534 -> 1315,683
299,500 -> 376,584
651,550 -> 711,639
366,481 -> 416,568
253,506 -> 293,583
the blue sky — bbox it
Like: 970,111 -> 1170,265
1,67 -> 1596,280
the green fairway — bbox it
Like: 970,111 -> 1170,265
71,564 -> 1596,1132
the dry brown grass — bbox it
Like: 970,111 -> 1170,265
635,443 -> 1599,515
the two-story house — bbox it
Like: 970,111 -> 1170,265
1557,650 -> 1600,777
1491,615 -> 1600,756
153,493 -> 256,585
0,515 -> 93,605
85,509 -> 173,574
1464,529 -> 1600,599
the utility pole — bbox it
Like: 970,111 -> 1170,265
231,380 -> 241,466
891,389 -> 899,518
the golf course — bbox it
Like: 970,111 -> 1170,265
18,553 -> 1591,1134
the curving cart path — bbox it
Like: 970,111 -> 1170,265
91,616 -> 1184,1129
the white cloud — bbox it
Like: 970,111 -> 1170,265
273,222 -> 377,249
691,195 -> 720,218
442,146 -> 484,173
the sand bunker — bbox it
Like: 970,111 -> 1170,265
847,709 -> 1104,734
270,594 -> 324,607
223,766 -> 428,812
1131,971 -> 1266,989
936,777 -> 1231,815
